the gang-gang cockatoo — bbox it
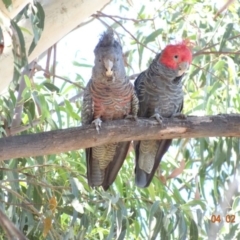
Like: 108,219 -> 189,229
134,40 -> 192,188
81,29 -> 139,190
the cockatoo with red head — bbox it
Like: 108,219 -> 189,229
134,40 -> 192,187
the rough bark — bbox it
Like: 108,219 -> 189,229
0,114 -> 239,161
0,0 -> 110,92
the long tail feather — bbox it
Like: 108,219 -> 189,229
87,142 -> 130,190
102,142 -> 131,190
135,139 -> 172,188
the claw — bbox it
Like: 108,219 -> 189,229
150,113 -> 163,124
125,114 -> 137,121
92,118 -> 102,133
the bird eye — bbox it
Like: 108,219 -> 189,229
174,55 -> 178,59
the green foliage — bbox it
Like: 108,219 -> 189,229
10,3 -> 45,87
1,0 -> 240,239
28,2 -> 45,56
2,0 -> 11,9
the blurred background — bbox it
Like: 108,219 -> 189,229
0,0 -> 239,239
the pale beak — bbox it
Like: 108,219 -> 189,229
177,61 -> 189,76
104,59 -> 114,77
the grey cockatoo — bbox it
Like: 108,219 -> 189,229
134,40 -> 192,188
81,29 -> 139,190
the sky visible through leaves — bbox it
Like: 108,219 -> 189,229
2,0 -> 240,238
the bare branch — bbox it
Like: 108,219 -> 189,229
94,12 -> 157,54
72,1 -> 112,32
214,0 -> 235,20
1,114 -> 240,161
50,73 -> 84,89
36,64 -> 85,89
0,208 -> 27,240
93,12 -> 155,23
11,61 -> 36,128
193,50 -> 240,57
53,44 -> 57,83
191,63 -> 227,86
10,92 -> 83,135
45,46 -> 52,75
193,33 -> 240,58
11,78 -> 26,128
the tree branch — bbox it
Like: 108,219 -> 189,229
214,0 -> 235,20
0,114 -> 240,161
0,209 -> 27,240
36,64 -> 85,89
0,0 -> 111,92
94,11 -> 157,54
193,50 -> 240,57
11,61 -> 36,128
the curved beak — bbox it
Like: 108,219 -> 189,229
177,61 -> 189,76
104,59 -> 113,77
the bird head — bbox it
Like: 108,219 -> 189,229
159,40 -> 193,76
93,29 -> 126,83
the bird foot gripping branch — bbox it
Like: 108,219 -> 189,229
150,113 -> 163,124
92,118 -> 102,133
125,114 -> 137,121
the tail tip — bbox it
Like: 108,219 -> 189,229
135,170 -> 149,188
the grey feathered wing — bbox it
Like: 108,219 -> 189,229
134,72 -> 183,188
82,82 -> 132,190
81,81 -> 99,187
102,141 -> 131,190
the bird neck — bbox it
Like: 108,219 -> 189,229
149,56 -> 179,81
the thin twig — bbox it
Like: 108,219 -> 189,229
0,178 -> 70,190
95,17 -> 112,30
36,64 -> 85,89
53,43 -> 57,83
93,12 -> 155,23
193,50 -> 240,57
214,0 -> 235,20
178,159 -> 214,191
191,63 -> 227,86
0,185 -> 41,217
94,12 -> 157,54
72,1 -> 111,31
10,92 -> 83,135
193,34 -> 240,57
53,73 -> 84,89
46,46 -> 52,74
203,11 -> 226,50
0,209 -> 27,240
11,61 -> 36,128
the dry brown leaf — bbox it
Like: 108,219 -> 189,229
49,196 -> 57,214
167,160 -> 185,180
43,217 -> 52,238
159,174 -> 166,185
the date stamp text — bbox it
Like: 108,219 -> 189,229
211,214 -> 235,223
